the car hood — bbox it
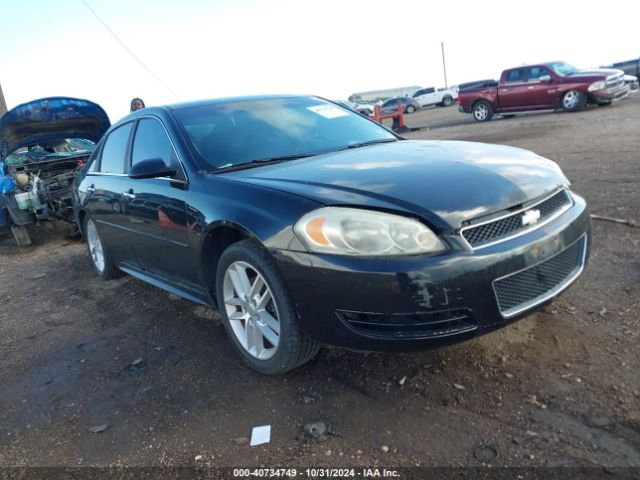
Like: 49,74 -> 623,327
0,97 -> 110,158
221,140 -> 570,229
566,68 -> 623,81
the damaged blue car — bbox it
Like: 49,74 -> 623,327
0,97 -> 110,245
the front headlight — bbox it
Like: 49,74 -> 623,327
293,207 -> 447,256
588,81 -> 606,92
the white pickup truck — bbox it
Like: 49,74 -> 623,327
412,86 -> 458,107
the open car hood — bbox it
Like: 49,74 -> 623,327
0,97 -> 110,158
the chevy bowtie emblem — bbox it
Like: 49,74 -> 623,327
521,209 -> 541,226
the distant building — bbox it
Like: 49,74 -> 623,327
349,85 -> 421,103
605,57 -> 640,77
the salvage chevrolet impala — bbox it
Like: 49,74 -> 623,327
72,95 -> 591,374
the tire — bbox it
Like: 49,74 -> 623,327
216,239 -> 319,374
442,96 -> 453,107
10,225 -> 32,246
405,105 -> 416,114
561,90 -> 586,112
472,101 -> 493,122
85,217 -> 121,280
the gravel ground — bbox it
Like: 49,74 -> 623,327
1,95 -> 639,470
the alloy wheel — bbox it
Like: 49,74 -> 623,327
222,261 -> 280,360
563,91 -> 579,109
474,104 -> 488,121
86,220 -> 105,273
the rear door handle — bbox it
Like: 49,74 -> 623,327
528,86 -> 535,90
86,184 -> 95,193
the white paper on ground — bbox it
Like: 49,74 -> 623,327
250,425 -> 271,446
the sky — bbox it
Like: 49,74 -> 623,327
1,0 -> 638,121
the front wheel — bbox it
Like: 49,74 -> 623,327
405,105 -> 416,114
561,90 -> 586,112
472,101 -> 493,122
10,225 -> 31,247
216,240 -> 319,374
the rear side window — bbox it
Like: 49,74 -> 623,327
131,118 -> 178,167
100,123 -> 133,174
505,69 -> 526,83
424,87 -> 435,94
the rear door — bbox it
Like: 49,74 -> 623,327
418,87 -> 437,106
82,122 -> 134,264
498,68 -> 538,110
120,117 -> 199,286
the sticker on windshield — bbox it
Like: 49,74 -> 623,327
307,104 -> 350,119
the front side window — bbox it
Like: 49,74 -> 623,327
100,123 -> 133,174
172,97 -> 396,171
131,118 -> 178,168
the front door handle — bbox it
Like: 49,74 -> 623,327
86,184 -> 95,193
122,189 -> 136,200
528,86 -> 535,90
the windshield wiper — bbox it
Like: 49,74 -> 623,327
340,138 -> 398,150
213,153 -> 317,173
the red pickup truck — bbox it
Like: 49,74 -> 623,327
458,61 -> 630,122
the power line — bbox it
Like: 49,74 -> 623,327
80,0 -> 180,100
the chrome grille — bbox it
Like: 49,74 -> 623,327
607,74 -> 624,88
461,190 -> 572,249
493,235 -> 587,317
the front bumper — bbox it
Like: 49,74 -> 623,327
273,193 -> 591,352
590,83 -> 630,104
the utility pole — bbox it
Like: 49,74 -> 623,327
441,42 -> 448,88
0,83 -> 7,117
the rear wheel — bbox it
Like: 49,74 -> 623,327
10,225 -> 31,247
561,90 -> 586,112
216,239 -> 319,374
472,101 -> 493,122
442,95 -> 454,106
85,217 -> 121,279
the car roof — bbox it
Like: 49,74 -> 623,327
110,94 -> 316,130
166,94 -> 310,111
505,61 -> 564,71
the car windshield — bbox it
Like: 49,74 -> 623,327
172,97 -> 396,171
547,62 -> 579,77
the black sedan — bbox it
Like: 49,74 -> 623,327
73,95 -> 590,374
380,96 -> 421,114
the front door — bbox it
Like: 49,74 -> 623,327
121,117 -> 199,286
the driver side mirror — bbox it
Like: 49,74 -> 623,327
539,75 -> 552,83
129,158 -> 177,179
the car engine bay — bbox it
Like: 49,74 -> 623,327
3,142 -> 92,224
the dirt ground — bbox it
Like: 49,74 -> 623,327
1,96 -> 639,471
